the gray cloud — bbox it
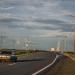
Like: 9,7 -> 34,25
34,19 -> 65,25
66,14 -> 75,18
24,24 -> 60,30
0,0 -> 75,50
0,0 -> 24,6
0,18 -> 22,22
0,0 -> 75,35
34,19 -> 74,31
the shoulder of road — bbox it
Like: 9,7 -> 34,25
46,53 -> 75,75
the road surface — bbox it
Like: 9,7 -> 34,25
46,54 -> 75,75
0,52 -> 56,75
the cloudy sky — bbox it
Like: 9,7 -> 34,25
0,0 -> 75,50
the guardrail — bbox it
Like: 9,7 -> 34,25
32,54 -> 61,75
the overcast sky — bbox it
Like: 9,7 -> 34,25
0,0 -> 75,50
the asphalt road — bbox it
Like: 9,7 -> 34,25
46,54 -> 75,75
0,52 -> 56,75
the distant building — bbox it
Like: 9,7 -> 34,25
49,48 -> 55,51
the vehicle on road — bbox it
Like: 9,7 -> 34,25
0,50 -> 17,62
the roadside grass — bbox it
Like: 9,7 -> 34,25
16,52 -> 33,57
15,50 -> 41,57
64,52 -> 75,61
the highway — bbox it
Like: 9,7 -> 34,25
46,53 -> 75,75
0,52 -> 56,75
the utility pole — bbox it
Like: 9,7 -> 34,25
63,33 -> 67,51
57,41 -> 61,52
0,32 -> 6,49
61,33 -> 67,54
72,27 -> 75,52
24,38 -> 29,50
73,32 -> 75,52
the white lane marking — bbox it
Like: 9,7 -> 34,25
8,63 -> 16,66
32,55 -> 60,75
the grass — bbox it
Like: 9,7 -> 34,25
16,52 -> 33,57
64,52 -> 75,61
15,50 -> 41,57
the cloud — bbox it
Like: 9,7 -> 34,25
0,13 -> 24,29
0,0 -> 75,37
39,30 -> 72,38
23,23 -> 60,30
34,19 -> 65,24
0,13 -> 23,22
0,0 -> 75,50
0,7 -> 14,10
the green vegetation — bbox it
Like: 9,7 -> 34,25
15,50 -> 42,57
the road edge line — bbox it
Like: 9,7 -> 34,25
32,55 -> 60,75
